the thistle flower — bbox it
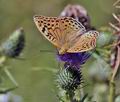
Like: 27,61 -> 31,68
57,4 -> 93,69
0,28 -> 25,58
56,4 -> 96,101
57,52 -> 91,69
60,4 -> 95,31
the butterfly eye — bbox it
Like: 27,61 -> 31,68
93,31 -> 99,36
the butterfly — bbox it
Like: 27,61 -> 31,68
33,15 -> 99,54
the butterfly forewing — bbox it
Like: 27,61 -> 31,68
67,31 -> 99,53
33,15 -> 86,49
33,15 -> 61,47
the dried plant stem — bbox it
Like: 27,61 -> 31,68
111,46 -> 120,80
113,0 -> 120,8
112,13 -> 120,23
108,46 -> 120,102
116,6 -> 120,8
103,41 -> 120,49
109,22 -> 120,32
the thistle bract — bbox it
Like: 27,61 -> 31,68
56,65 -> 83,91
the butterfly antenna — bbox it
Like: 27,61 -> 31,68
14,57 -> 26,60
40,50 -> 55,53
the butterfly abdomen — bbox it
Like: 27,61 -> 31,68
59,43 -> 69,54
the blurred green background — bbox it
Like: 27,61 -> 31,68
0,0 -> 116,102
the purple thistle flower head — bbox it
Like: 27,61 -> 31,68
60,4 -> 95,31
57,52 -> 91,69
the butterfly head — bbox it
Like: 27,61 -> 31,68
33,15 -> 39,22
91,30 -> 99,37
59,48 -> 67,54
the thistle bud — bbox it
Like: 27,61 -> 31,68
0,28 -> 25,58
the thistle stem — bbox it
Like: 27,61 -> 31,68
3,67 -> 18,87
0,56 -> 6,65
0,55 -> 18,89
67,90 -> 75,102
108,80 -> 115,102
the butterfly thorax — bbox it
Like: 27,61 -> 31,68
59,43 -> 69,54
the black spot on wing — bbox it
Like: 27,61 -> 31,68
46,33 -> 56,41
42,27 -> 45,33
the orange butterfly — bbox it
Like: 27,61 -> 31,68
33,15 -> 99,54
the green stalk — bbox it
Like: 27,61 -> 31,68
67,90 -> 75,102
3,67 -> 18,87
0,55 -> 18,90
108,79 -> 115,102
0,56 -> 6,66
108,46 -> 120,102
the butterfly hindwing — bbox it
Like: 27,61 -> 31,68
67,31 -> 99,53
59,17 -> 86,43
